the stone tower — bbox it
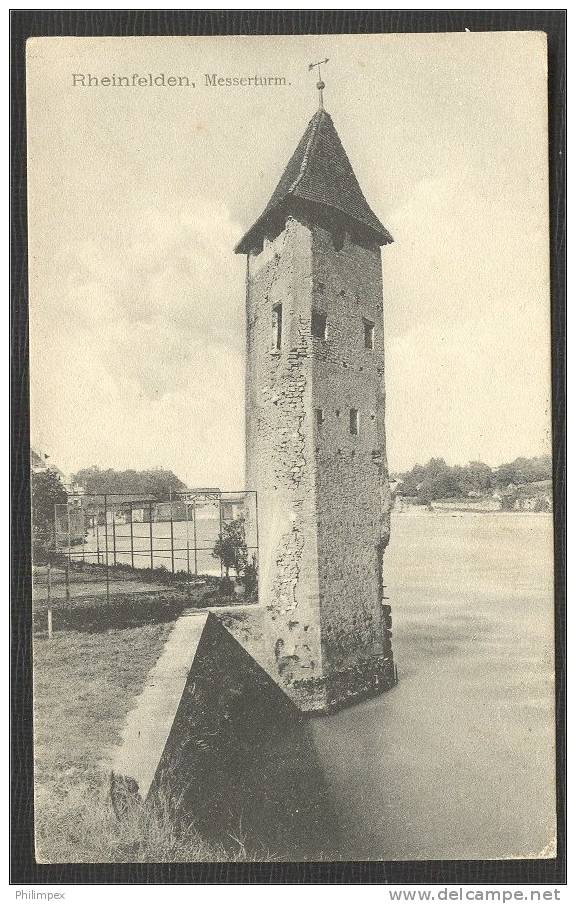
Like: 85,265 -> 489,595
235,101 -> 395,713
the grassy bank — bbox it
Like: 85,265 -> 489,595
33,622 -> 269,862
33,622 -> 172,861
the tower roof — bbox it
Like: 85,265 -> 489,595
235,109 -> 393,253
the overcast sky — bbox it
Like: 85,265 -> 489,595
27,32 -> 551,487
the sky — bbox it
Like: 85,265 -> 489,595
26,32 -> 551,487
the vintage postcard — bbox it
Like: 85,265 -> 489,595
26,32 -> 555,863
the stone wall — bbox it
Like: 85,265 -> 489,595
149,613 -> 340,859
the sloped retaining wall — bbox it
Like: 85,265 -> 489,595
112,611 -> 341,859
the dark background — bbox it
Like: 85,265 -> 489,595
11,8 -> 566,886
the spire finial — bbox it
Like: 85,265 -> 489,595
308,58 -> 329,110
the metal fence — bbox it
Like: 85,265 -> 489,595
33,490 -> 258,616
54,490 -> 258,573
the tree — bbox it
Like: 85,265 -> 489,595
396,473 -> 419,497
428,471 -> 461,499
501,490 -> 519,511
31,469 -> 67,550
212,518 -> 249,590
416,481 -> 433,506
72,466 -> 187,497
396,454 -> 551,505
495,455 -> 552,487
426,457 -> 449,478
533,495 -> 551,513
465,461 -> 493,494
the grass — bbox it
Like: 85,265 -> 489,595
33,621 -> 274,862
33,622 -> 174,861
35,785 -> 273,863
32,561 -> 257,625
67,561 -> 223,588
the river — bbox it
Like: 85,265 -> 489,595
311,511 -> 556,860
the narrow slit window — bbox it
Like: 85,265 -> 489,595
332,228 -> 345,251
311,310 -> 328,340
272,303 -> 282,350
350,408 -> 360,436
364,319 -> 375,350
314,408 -> 325,428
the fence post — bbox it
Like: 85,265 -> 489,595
184,503 -> 191,599
149,502 -> 154,570
130,503 -> 134,569
112,507 -> 117,567
170,500 -> 175,574
65,565 -> 70,609
219,498 -> 224,578
46,563 -> 52,637
254,491 -> 259,571
96,515 -> 101,566
104,494 -> 110,606
192,500 -> 198,575
185,502 -> 191,576
67,504 -> 72,565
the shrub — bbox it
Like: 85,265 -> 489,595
501,491 -> 518,511
31,469 -> 68,559
212,518 -> 248,581
34,594 -> 187,634
242,557 -> 258,598
219,576 -> 235,596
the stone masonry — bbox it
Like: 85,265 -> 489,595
236,106 -> 396,712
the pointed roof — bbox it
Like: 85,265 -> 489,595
235,109 -> 393,253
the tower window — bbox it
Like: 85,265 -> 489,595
332,228 -> 345,251
363,319 -> 375,349
314,408 -> 325,428
350,408 -> 360,436
312,310 -> 327,340
272,303 -> 282,350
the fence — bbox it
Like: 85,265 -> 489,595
34,490 -> 259,618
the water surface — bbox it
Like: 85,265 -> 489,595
311,512 -> 556,860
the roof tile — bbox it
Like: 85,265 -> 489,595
235,109 -> 392,253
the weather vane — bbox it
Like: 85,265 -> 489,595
308,58 -> 329,109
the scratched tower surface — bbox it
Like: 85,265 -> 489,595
235,98 -> 395,713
